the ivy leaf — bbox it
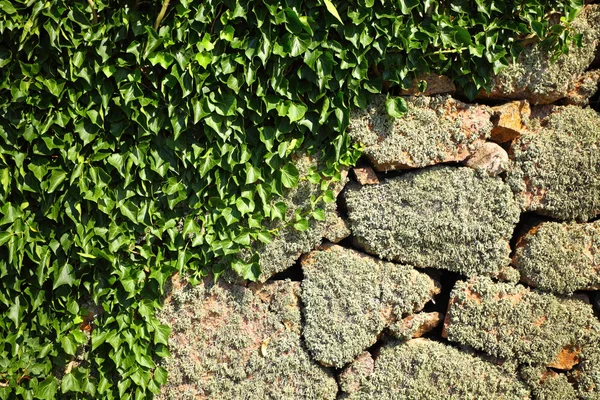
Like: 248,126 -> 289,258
36,377 -> 59,399
279,163 -> 299,189
61,373 -> 81,394
385,96 -> 408,118
53,263 -> 74,289
293,218 -> 309,231
153,324 -> 171,346
323,0 -> 344,24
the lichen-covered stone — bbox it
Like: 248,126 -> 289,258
444,277 -> 600,369
490,100 -> 531,143
339,351 -> 374,395
564,70 -> 600,106
347,95 -> 491,171
343,338 -> 530,399
323,211 -> 351,243
507,105 -> 600,221
481,4 -> 600,104
462,141 -> 509,177
388,312 -> 443,340
156,275 -> 338,400
300,244 -> 439,368
344,165 -> 520,277
513,220 -> 600,294
252,153 -> 348,282
352,166 -> 379,185
520,366 -> 578,400
570,346 -> 600,399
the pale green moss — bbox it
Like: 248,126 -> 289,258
300,245 -> 438,368
520,366 -> 577,400
344,165 -> 520,277
344,339 -> 530,399
507,105 -> 600,221
514,220 -> 600,294
570,346 -> 600,400
156,277 -> 338,399
347,95 -> 491,170
446,277 -> 600,366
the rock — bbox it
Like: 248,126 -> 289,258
344,166 -> 520,277
489,100 -> 531,143
252,152 -> 348,282
322,211 -> 351,243
443,277 -> 600,370
462,141 -> 509,176
343,338 -> 530,399
348,95 -> 491,171
569,346 -> 600,399
388,312 -> 443,340
338,352 -> 374,395
480,5 -> 600,104
564,70 -> 600,106
300,244 -> 439,368
352,166 -> 379,185
398,73 -> 456,96
156,275 -> 338,400
520,366 -> 578,400
513,220 -> 600,294
507,105 -> 600,221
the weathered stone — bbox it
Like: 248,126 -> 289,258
520,366 -> 578,400
490,100 -> 531,143
343,339 -> 530,399
444,277 -> 600,370
480,5 -> 600,104
388,312 -> 443,340
507,105 -> 600,221
322,211 -> 351,243
513,220 -> 600,294
300,244 -> 439,368
398,73 -> 456,96
352,166 -> 379,185
569,346 -> 600,399
564,70 -> 600,106
348,95 -> 491,171
251,152 -> 348,282
462,141 -> 509,177
338,352 -> 374,395
156,275 -> 338,399
344,166 -> 520,277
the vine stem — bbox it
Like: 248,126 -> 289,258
87,0 -> 98,24
154,0 -> 171,31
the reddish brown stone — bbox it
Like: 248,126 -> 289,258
490,101 -> 531,143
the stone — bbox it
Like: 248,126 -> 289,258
338,352 -> 374,395
398,73 -> 456,96
513,220 -> 600,294
342,338 -> 530,399
443,277 -> 600,370
344,165 -> 520,277
322,211 -> 351,243
462,141 -> 509,177
519,366 -> 578,400
564,70 -> 600,106
479,5 -> 600,104
507,105 -> 600,221
388,312 -> 443,340
300,244 -> 439,368
156,275 -> 338,399
352,166 -> 379,185
569,346 -> 600,399
489,100 -> 531,143
348,95 -> 491,171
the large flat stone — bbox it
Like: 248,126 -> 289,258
156,275 -> 338,399
344,165 -> 520,277
300,244 -> 439,368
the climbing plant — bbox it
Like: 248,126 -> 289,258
0,0 -> 583,398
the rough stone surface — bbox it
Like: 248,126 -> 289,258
398,73 -> 456,96
156,275 -> 338,400
462,141 -> 509,177
569,346 -> 600,400
252,152 -> 348,282
513,220 -> 600,294
388,312 -> 443,340
520,366 -> 578,400
444,277 -> 600,370
348,95 -> 491,171
352,166 -> 379,185
480,5 -> 600,104
342,338 -> 530,399
300,244 -> 439,368
322,211 -> 351,243
507,105 -> 600,221
490,100 -> 531,143
344,166 -> 520,277
564,70 -> 600,106
339,351 -> 375,395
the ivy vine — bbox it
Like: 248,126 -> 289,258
0,0 -> 583,398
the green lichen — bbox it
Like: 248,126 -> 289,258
347,95 -> 491,171
514,220 -> 600,294
507,105 -> 600,221
156,277 -> 338,399
570,346 -> 600,400
445,277 -> 600,366
300,245 -> 438,368
344,165 -> 520,277
344,338 -> 530,399
491,5 -> 600,104
520,366 -> 578,400
388,312 -> 440,341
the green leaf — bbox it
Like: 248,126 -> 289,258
53,263 -> 75,289
323,0 -> 344,24
47,169 -> 67,193
36,377 -> 59,399
293,218 -> 309,231
385,96 -> 408,118
154,367 -> 168,385
153,324 -> 171,346
0,0 -> 17,14
61,373 -> 81,394
279,163 -> 299,189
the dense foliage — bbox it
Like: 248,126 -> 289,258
0,0 -> 583,397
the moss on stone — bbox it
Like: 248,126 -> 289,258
344,338 -> 530,399
300,244 -> 438,368
347,95 -> 491,171
445,277 -> 600,367
514,220 -> 600,294
156,276 -> 338,399
344,165 -> 520,277
570,346 -> 600,400
520,366 -> 578,400
507,105 -> 600,221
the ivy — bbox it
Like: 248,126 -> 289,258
0,0 -> 583,398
